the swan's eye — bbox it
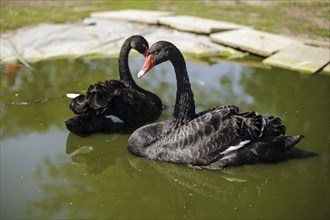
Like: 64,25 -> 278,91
154,51 -> 159,55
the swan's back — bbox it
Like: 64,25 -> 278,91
129,105 -> 303,169
139,106 -> 242,163
69,80 -> 125,115
66,79 -> 162,134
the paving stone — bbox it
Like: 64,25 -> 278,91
91,9 -> 175,24
210,29 -> 298,57
263,43 -> 330,74
158,15 -> 245,34
143,27 -> 245,58
320,63 -> 330,76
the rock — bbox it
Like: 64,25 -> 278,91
144,27 -> 245,58
263,43 -> 330,74
158,15 -> 245,34
210,29 -> 298,57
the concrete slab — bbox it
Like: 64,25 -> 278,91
210,29 -> 298,57
158,15 -> 245,34
263,43 -> 330,74
143,27 -> 245,58
91,9 -> 175,24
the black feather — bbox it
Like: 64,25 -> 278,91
65,36 -> 162,134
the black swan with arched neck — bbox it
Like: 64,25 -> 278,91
65,35 -> 162,134
128,41 -> 304,170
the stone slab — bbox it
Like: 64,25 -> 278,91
158,15 -> 245,34
210,29 -> 298,57
143,27 -> 245,58
91,9 -> 175,24
263,43 -> 330,74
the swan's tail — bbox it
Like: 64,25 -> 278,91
247,135 -> 305,162
69,94 -> 90,115
237,111 -> 287,140
199,135 -> 304,170
263,115 -> 286,137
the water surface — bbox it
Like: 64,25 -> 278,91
1,57 -> 329,219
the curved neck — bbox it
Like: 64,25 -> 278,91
118,40 -> 161,107
170,51 -> 196,123
118,40 -> 135,86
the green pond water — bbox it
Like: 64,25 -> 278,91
0,57 -> 329,219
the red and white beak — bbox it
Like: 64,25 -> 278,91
138,54 -> 154,78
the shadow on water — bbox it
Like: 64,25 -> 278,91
66,131 -> 317,176
286,148 -> 318,160
1,57 -> 329,219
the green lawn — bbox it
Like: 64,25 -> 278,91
1,0 -> 329,41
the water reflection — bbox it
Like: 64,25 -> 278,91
65,133 -> 125,175
127,155 -> 251,201
25,146 -> 319,219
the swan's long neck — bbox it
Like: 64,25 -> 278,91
171,53 -> 196,123
118,40 -> 135,86
118,40 -> 161,107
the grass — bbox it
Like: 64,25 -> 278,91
1,1 -> 93,31
0,0 -> 329,41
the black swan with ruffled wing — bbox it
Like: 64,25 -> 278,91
128,41 -> 304,170
65,35 -> 162,134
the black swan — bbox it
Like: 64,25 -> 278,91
65,35 -> 162,134
127,41 -> 304,170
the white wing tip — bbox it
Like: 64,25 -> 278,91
221,140 -> 251,156
66,93 -> 81,99
105,115 -> 124,124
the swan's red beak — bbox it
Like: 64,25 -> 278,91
138,54 -> 154,78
